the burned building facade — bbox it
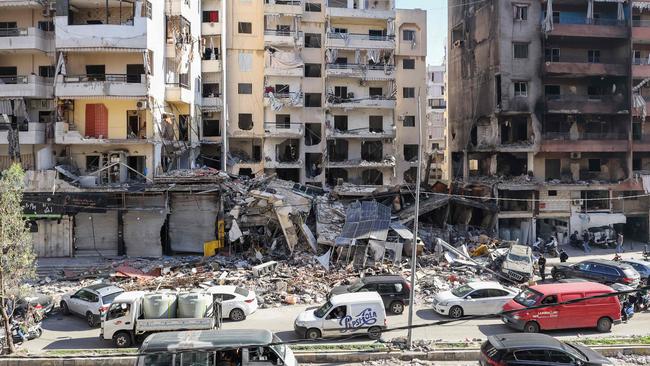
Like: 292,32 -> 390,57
449,0 -> 650,243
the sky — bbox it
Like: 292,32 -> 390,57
396,0 -> 446,66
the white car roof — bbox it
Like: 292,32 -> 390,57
91,285 -> 123,296
466,281 -> 504,290
509,245 -> 531,256
330,292 -> 383,306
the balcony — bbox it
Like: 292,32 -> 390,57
325,33 -> 395,50
632,20 -> 650,42
326,95 -> 396,109
633,59 -> 650,78
165,71 -> 191,103
0,27 -> 53,52
540,137 -> 628,152
545,95 -> 627,114
0,122 -> 45,145
54,121 -> 149,144
55,74 -> 148,99
54,16 -> 148,50
548,18 -> 628,39
264,122 -> 304,138
326,158 -> 396,168
327,6 -> 394,20
201,59 -> 222,73
166,0 -> 192,18
543,56 -> 626,77
264,0 -> 303,16
326,64 -> 396,80
265,64 -> 303,77
264,29 -> 304,47
327,128 -> 396,139
0,75 -> 52,98
264,91 -> 304,108
265,159 -> 303,169
202,95 -> 223,111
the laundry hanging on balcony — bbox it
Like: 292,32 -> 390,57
367,49 -> 381,64
325,48 -> 338,64
617,2 -> 624,20
541,0 -> 554,35
387,18 -> 395,37
633,94 -> 647,120
587,0 -> 594,20
633,1 -> 650,10
265,48 -> 303,69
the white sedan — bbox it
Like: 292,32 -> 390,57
205,285 -> 258,321
432,281 -> 517,319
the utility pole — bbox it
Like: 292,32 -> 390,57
407,89 -> 423,349
221,0 -> 228,171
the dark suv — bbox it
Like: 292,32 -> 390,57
480,333 -> 612,365
328,275 -> 410,314
551,259 -> 640,286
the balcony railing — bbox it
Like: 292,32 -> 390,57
62,74 -> 145,83
264,29 -> 301,37
265,0 -> 301,4
557,18 -> 626,26
326,63 -> 395,71
0,27 -> 35,37
634,58 -> 650,65
546,94 -> 619,102
264,122 -> 304,133
0,75 -> 46,85
326,33 -> 395,42
633,20 -> 650,27
542,131 -> 627,140
545,55 -> 621,64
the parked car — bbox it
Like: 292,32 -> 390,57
480,333 -> 613,365
294,292 -> 386,340
328,275 -> 410,315
60,284 -> 124,327
587,226 -> 616,248
551,259 -> 640,286
502,282 -> 621,333
205,285 -> 258,321
621,259 -> 650,281
500,244 -> 534,282
432,281 -> 517,319
6,292 -> 53,318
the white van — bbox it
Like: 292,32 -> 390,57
294,292 -> 387,340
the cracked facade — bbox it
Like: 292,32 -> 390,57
448,0 -> 650,243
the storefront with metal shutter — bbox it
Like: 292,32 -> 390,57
31,216 -> 73,257
123,194 -> 168,257
168,193 -> 218,253
74,212 -> 118,256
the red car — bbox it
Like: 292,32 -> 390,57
501,282 -> 621,333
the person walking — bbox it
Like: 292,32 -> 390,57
616,233 -> 624,254
538,254 -> 547,282
582,230 -> 592,253
559,249 -> 569,263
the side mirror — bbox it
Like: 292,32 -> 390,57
120,303 -> 127,310
465,296 -> 472,300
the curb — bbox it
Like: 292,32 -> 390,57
2,345 -> 649,365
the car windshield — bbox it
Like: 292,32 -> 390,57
451,284 -> 474,298
101,291 -> 123,304
513,288 -> 543,307
564,342 -> 587,362
234,287 -> 249,297
347,279 -> 364,292
507,251 -> 530,263
270,334 -> 286,360
314,301 -> 333,318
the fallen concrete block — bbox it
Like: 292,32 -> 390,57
252,261 -> 278,277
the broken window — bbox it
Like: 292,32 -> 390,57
588,50 -> 601,63
545,85 -> 560,97
327,168 -> 348,186
178,115 -> 189,142
513,4 -> 528,20
545,159 -> 561,180
305,33 -> 321,48
402,29 -> 415,41
85,155 -> 100,173
275,168 -> 299,182
239,168 -> 253,178
588,158 -> 601,172
403,59 -> 415,69
513,43 -> 528,59
548,190 -> 557,196
496,153 -> 527,176
495,74 -> 502,107
305,2 -> 321,12
514,82 -> 527,97
545,48 -> 560,62
361,141 -> 382,162
404,167 -> 417,184
238,113 -> 253,130
403,87 -> 415,98
39,65 -> 55,78
633,122 -> 642,140
362,169 -> 383,185
275,114 -> 290,129
634,158 -> 641,171
305,153 -> 322,177
305,93 -> 321,107
305,63 -> 321,77
404,144 -> 418,161
327,140 -> 348,162
369,116 -> 383,132
126,110 -> 145,139
501,116 -> 529,144
203,118 -> 220,137
334,86 -> 348,99
334,115 -> 348,131
305,123 -> 321,146
238,22 -> 252,34
276,139 -> 299,162
581,190 -> 609,211
86,65 -> 105,81
127,156 -> 146,182
203,83 -> 220,97
238,83 -> 252,94
369,87 -> 383,97
403,115 -> 415,127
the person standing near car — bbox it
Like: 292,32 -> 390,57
538,254 -> 547,282
582,230 -> 592,253
616,233 -> 624,254
559,249 -> 569,263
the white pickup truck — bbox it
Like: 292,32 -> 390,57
100,291 -> 222,348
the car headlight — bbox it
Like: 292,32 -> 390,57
512,314 -> 520,320
438,301 -> 449,307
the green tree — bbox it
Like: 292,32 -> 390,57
0,164 -> 35,354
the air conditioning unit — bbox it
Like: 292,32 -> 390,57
570,152 -> 581,159
453,40 -> 464,48
136,100 -> 148,110
572,199 -> 583,206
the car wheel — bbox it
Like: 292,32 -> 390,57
524,321 -> 540,333
368,326 -> 382,340
86,312 -> 97,327
60,301 -> 70,315
35,328 -> 43,338
551,270 -> 562,281
597,317 -> 612,332
389,301 -> 404,315
305,328 -> 321,340
449,306 -> 463,319
229,308 -> 246,322
113,331 -> 132,348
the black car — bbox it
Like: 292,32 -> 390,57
328,275 -> 410,314
551,259 -> 640,286
480,333 -> 612,366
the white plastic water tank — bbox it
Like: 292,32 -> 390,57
177,292 -> 213,318
142,292 -> 177,319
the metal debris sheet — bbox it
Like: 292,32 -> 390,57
337,201 -> 391,244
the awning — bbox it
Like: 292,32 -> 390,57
57,47 -> 147,53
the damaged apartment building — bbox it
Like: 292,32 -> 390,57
215,0 -> 427,186
448,0 -> 650,243
425,64 -> 448,183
